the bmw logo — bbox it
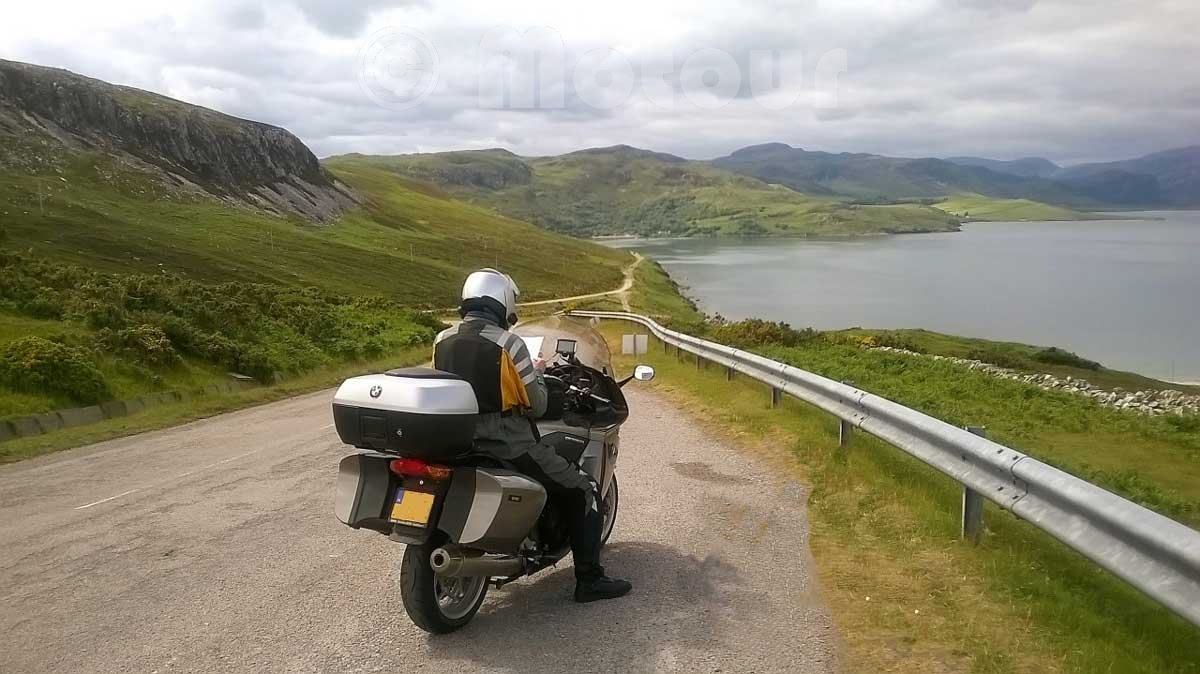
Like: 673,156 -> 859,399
369,385 -> 383,398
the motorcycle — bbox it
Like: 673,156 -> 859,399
330,316 -> 654,633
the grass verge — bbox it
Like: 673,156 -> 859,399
0,344 -> 428,463
604,326 -> 1199,673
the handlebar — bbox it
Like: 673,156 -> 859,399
568,384 -> 610,405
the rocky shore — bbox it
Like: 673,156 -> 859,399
872,346 -> 1200,416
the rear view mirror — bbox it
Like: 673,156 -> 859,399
633,365 -> 655,381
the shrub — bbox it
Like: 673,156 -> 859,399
1033,346 -> 1101,371
97,324 -> 181,368
966,347 -> 1028,370
0,336 -> 111,403
709,318 -> 821,349
21,287 -> 65,319
871,331 -> 919,352
77,299 -> 128,330
0,251 -> 442,387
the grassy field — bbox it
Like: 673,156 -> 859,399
600,272 -> 1200,672
0,343 -> 429,463
933,194 -> 1095,221
326,148 -> 962,237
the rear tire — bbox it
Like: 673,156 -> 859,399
599,475 -> 619,547
400,537 -> 488,634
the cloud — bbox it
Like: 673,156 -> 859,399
291,0 -> 426,38
0,0 -> 1196,163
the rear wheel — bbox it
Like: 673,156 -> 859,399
599,475 -> 619,547
400,537 -> 488,634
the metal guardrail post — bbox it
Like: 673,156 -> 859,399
771,387 -> 783,409
725,365 -> 735,381
838,380 -> 855,447
962,426 -> 987,543
696,353 -> 704,370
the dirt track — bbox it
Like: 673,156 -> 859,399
0,385 -> 838,673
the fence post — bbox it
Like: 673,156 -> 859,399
771,387 -> 783,409
961,426 -> 987,543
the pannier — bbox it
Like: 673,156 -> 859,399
332,367 -> 478,459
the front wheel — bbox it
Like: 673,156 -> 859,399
599,475 -> 619,547
400,537 -> 488,634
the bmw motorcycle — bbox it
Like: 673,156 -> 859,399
331,316 -> 653,633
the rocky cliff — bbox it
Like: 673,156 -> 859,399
0,59 -> 357,222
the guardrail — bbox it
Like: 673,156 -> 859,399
571,310 -> 1200,628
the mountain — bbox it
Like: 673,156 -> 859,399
1055,146 -> 1200,207
325,145 -> 962,237
945,156 -> 1061,178
0,59 -> 358,222
0,60 -> 627,304
711,143 -> 1090,205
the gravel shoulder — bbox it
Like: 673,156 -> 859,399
0,386 -> 837,673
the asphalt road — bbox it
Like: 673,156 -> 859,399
0,386 -> 838,673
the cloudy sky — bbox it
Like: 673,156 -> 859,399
2,0 -> 1196,164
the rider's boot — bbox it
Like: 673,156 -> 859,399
574,575 -> 633,602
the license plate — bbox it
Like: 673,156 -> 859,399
390,489 -> 435,526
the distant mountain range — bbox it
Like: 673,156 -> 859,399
944,148 -> 1200,207
714,143 -> 1200,208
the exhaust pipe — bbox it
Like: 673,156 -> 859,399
429,546 -> 523,578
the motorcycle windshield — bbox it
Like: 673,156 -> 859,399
514,316 -> 613,373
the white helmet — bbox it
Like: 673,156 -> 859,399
461,268 -> 520,327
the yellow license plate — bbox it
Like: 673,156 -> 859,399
390,489 -> 435,526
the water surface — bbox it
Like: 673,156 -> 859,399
606,211 -> 1200,382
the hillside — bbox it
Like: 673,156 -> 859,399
0,60 -> 629,424
712,143 -> 1091,205
325,146 -> 962,237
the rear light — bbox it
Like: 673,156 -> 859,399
389,457 -> 453,481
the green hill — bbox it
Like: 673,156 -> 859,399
325,146 -> 963,237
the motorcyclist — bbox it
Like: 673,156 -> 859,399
433,269 -> 632,603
